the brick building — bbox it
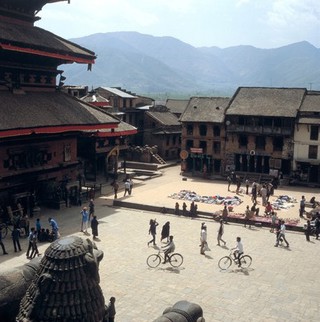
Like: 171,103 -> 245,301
180,97 -> 230,175
0,0 -> 125,217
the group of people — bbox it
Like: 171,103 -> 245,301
147,219 -> 171,246
174,201 -> 197,217
80,199 -> 99,240
200,220 -> 226,255
147,219 -> 174,264
200,221 -> 245,267
111,178 -> 133,199
0,216 -> 59,257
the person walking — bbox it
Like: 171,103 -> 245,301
12,226 -> 22,252
48,217 -> 59,241
147,219 -> 159,246
160,221 -> 170,242
112,181 -> 119,199
104,296 -> 116,322
244,205 -> 252,228
123,180 -> 130,197
29,229 -> 40,259
270,211 -> 277,233
80,206 -> 89,234
227,175 -> 232,191
89,199 -> 95,221
35,218 -> 41,241
200,224 -> 208,255
217,219 -> 226,246
275,220 -> 289,247
235,177 -> 242,194
26,228 -> 34,259
260,185 -> 267,206
128,178 -> 133,195
299,195 -> 306,218
0,228 -> 8,255
245,179 -> 250,195
222,204 -> 229,223
251,183 -> 257,203
91,215 -> 99,240
304,220 -> 311,242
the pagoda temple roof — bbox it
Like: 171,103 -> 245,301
0,20 -> 96,64
0,91 -> 119,138
0,1 -> 67,23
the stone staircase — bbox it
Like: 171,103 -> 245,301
151,153 -> 166,165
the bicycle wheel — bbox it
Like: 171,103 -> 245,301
169,253 -> 183,267
239,255 -> 252,268
0,225 -> 7,239
146,254 -> 161,268
218,256 -> 232,270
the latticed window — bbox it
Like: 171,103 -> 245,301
308,145 -> 318,159
310,126 -> 319,141
199,124 -> 207,136
187,124 -> 193,135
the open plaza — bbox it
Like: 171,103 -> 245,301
1,165 -> 320,321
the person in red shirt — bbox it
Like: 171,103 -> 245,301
264,201 -> 273,216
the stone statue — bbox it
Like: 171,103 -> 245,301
153,300 -> 205,322
16,236 -> 105,322
0,258 -> 41,322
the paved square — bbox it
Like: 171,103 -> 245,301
1,166 -> 319,321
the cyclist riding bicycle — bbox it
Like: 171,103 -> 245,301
161,235 -> 175,264
231,236 -> 243,267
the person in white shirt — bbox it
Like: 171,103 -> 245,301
123,180 -> 131,196
274,220 -> 289,247
232,237 -> 244,267
200,225 -> 208,255
162,235 -> 175,263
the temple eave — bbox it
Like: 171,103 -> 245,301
0,124 -> 118,138
0,43 -> 95,64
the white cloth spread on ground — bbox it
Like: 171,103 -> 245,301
169,190 -> 242,206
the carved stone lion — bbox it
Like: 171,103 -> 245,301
16,236 -> 105,322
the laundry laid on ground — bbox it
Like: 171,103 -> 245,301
168,190 -> 243,206
271,195 -> 297,210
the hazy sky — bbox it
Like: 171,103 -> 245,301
37,0 -> 320,49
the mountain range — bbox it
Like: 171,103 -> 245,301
61,31 -> 320,97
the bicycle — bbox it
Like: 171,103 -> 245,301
147,250 -> 183,268
218,250 -> 252,270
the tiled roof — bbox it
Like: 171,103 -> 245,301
16,236 -> 105,321
180,97 -> 229,123
166,99 -> 189,114
85,120 -> 138,137
146,111 -> 180,126
299,93 -> 320,112
226,87 -> 306,117
80,92 -> 110,104
97,87 -> 137,98
0,21 -> 95,62
0,1 -> 66,16
0,91 -> 119,133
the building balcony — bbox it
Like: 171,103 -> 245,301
227,124 -> 292,135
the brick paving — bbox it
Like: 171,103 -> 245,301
1,165 -> 320,321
